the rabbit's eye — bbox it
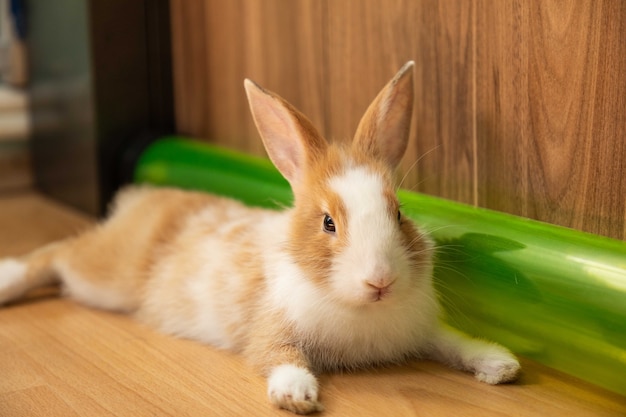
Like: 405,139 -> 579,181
397,210 -> 402,223
323,214 -> 336,233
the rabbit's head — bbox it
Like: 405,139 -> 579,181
245,62 -> 433,307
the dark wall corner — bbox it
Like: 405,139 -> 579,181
27,0 -> 174,216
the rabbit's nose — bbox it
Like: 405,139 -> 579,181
365,276 -> 396,300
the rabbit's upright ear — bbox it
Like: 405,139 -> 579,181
244,79 -> 326,186
353,61 -> 415,168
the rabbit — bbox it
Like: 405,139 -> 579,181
0,61 -> 520,414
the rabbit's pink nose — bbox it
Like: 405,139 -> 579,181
365,278 -> 395,301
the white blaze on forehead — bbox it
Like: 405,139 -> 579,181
328,166 -> 393,225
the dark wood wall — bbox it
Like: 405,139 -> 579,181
170,0 -> 626,240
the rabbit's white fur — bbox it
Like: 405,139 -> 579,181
0,62 -> 519,414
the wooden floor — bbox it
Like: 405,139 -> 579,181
1,191 -> 625,417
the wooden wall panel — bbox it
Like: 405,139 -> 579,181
411,1 -> 476,204
323,0 -> 418,141
170,0 -> 209,136
169,0 -> 626,240
475,0 -> 626,238
584,1 -> 626,240
324,1 -> 476,205
474,1 -> 530,216
171,0 -> 326,156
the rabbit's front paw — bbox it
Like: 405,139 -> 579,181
474,352 -> 521,384
268,364 -> 323,415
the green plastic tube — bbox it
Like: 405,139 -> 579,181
134,136 -> 626,397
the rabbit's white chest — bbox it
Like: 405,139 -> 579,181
267,254 -> 440,370
301,302 -> 438,370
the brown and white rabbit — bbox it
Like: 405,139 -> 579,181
0,62 -> 519,414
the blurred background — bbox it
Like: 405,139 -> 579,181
0,0 -> 30,191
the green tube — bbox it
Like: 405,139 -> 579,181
135,136 -> 626,397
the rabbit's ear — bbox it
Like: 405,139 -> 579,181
244,79 -> 326,186
353,61 -> 415,168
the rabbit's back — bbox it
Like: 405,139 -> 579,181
133,187 -> 287,351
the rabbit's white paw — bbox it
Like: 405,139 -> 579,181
268,364 -> 323,415
474,352 -> 521,384
0,259 -> 27,304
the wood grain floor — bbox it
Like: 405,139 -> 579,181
1,191 -> 625,417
